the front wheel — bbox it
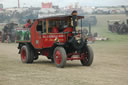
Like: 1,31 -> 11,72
80,45 -> 94,66
53,47 -> 67,68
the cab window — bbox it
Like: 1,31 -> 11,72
36,20 -> 46,33
48,20 -> 68,33
43,21 -> 46,33
36,21 -> 42,32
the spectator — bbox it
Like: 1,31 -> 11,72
25,19 -> 32,28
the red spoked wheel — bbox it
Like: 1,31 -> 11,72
20,45 -> 33,63
80,45 -> 94,66
55,50 -> 62,64
21,48 -> 26,62
53,47 -> 67,68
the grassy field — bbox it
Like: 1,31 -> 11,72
91,14 -> 128,43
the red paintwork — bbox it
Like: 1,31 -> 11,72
21,48 -> 26,61
55,50 -> 62,64
30,20 -> 68,49
31,20 -> 43,49
67,53 -> 80,57
25,23 -> 31,28
51,27 -> 59,33
63,27 -> 73,32
31,20 -> 37,48
42,33 -> 67,48
63,27 -> 73,37
67,53 -> 85,60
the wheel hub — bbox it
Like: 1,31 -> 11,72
55,50 -> 62,64
21,49 -> 26,61
56,56 -> 59,59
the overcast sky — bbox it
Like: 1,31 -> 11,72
0,0 -> 128,8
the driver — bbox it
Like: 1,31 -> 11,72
51,23 -> 59,33
71,10 -> 78,33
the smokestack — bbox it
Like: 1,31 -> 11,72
18,0 -> 20,8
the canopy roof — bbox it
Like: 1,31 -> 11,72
37,15 -> 84,20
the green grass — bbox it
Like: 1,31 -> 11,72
0,26 -> 3,31
90,14 -> 128,44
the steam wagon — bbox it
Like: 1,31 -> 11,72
16,14 -> 94,68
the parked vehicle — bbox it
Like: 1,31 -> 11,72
1,23 -> 18,43
16,14 -> 94,68
107,20 -> 128,34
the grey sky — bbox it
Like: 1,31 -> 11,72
0,0 -> 128,8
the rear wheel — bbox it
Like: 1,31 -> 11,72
20,45 -> 33,63
53,47 -> 67,68
80,45 -> 94,66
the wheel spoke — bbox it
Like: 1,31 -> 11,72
53,47 -> 67,68
55,50 -> 62,64
21,49 -> 26,61
80,46 -> 94,66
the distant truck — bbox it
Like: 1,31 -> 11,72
16,14 -> 94,68
107,20 -> 128,34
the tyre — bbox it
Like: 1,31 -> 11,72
20,45 -> 33,63
53,47 -> 67,68
80,45 -> 94,66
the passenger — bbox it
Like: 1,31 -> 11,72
25,19 -> 32,28
51,23 -> 59,33
51,27 -> 59,33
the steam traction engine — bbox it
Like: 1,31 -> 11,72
16,14 -> 94,68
